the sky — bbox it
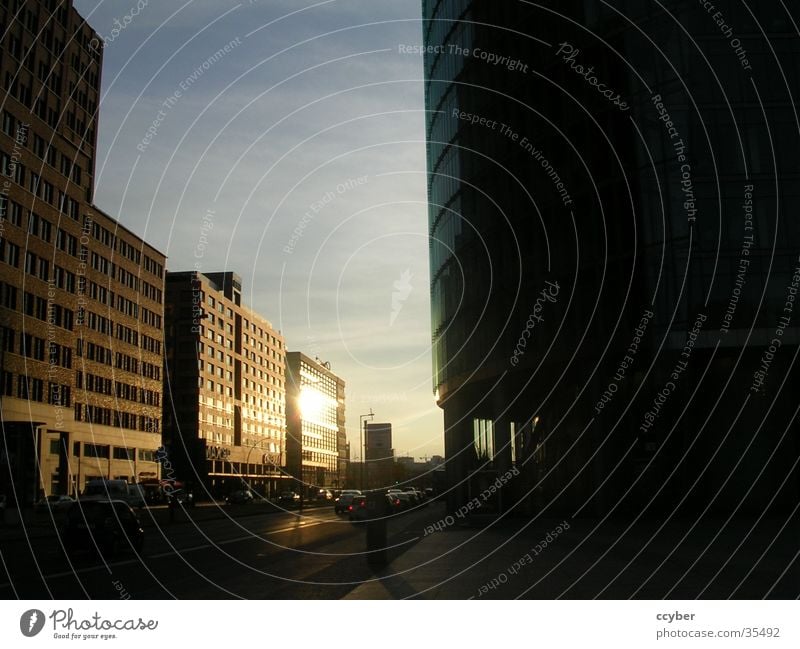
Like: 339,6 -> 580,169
72,0 -> 442,459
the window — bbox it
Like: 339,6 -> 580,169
84,444 -> 110,459
113,447 -> 135,461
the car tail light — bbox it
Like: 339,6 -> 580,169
348,505 -> 353,511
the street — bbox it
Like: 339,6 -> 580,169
0,502 -> 446,599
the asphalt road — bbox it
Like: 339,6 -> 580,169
0,502 -> 446,599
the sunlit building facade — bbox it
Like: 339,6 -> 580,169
285,352 -> 345,495
163,271 -> 288,497
0,0 -> 165,506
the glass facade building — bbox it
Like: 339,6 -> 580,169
285,352 -> 346,495
423,1 -> 799,516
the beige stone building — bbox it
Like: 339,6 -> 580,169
0,0 -> 165,504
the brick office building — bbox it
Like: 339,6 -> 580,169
163,271 -> 289,498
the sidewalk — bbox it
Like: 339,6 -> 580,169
345,514 -> 800,599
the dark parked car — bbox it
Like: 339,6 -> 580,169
226,489 -> 254,504
392,492 -> 413,511
278,491 -> 300,507
35,495 -> 76,513
348,496 -> 368,522
334,493 -> 357,514
167,489 -> 194,507
349,494 -> 397,522
61,500 -> 144,557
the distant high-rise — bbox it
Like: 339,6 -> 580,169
423,1 -> 799,516
163,271 -> 288,497
285,352 -> 345,495
0,0 -> 166,504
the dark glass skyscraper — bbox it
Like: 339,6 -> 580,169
423,1 -> 800,517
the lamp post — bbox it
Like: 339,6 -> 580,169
359,409 -> 374,491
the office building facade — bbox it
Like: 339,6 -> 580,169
423,1 -> 799,516
285,352 -> 345,495
163,271 -> 288,497
365,421 -> 393,489
0,0 -> 166,505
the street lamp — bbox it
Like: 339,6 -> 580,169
359,409 -> 374,491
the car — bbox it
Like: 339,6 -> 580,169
167,489 -> 194,507
334,493 -> 357,514
61,500 -> 144,557
348,496 -> 368,522
403,488 -> 426,505
226,489 -> 254,504
316,489 -> 333,501
391,492 -> 413,511
349,494 -> 397,522
35,495 -> 75,512
278,491 -> 300,507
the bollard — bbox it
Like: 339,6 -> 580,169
366,491 -> 388,567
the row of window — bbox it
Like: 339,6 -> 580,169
2,371 -> 71,407
77,308 -> 162,355
17,333 -> 72,369
86,219 -> 163,279
74,403 -> 160,433
0,147 -> 81,218
75,338 -> 162,381
2,112 -> 85,185
75,371 -> 161,407
67,444 -> 154,462
88,251 -> 164,304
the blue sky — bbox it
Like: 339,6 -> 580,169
73,0 -> 442,459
